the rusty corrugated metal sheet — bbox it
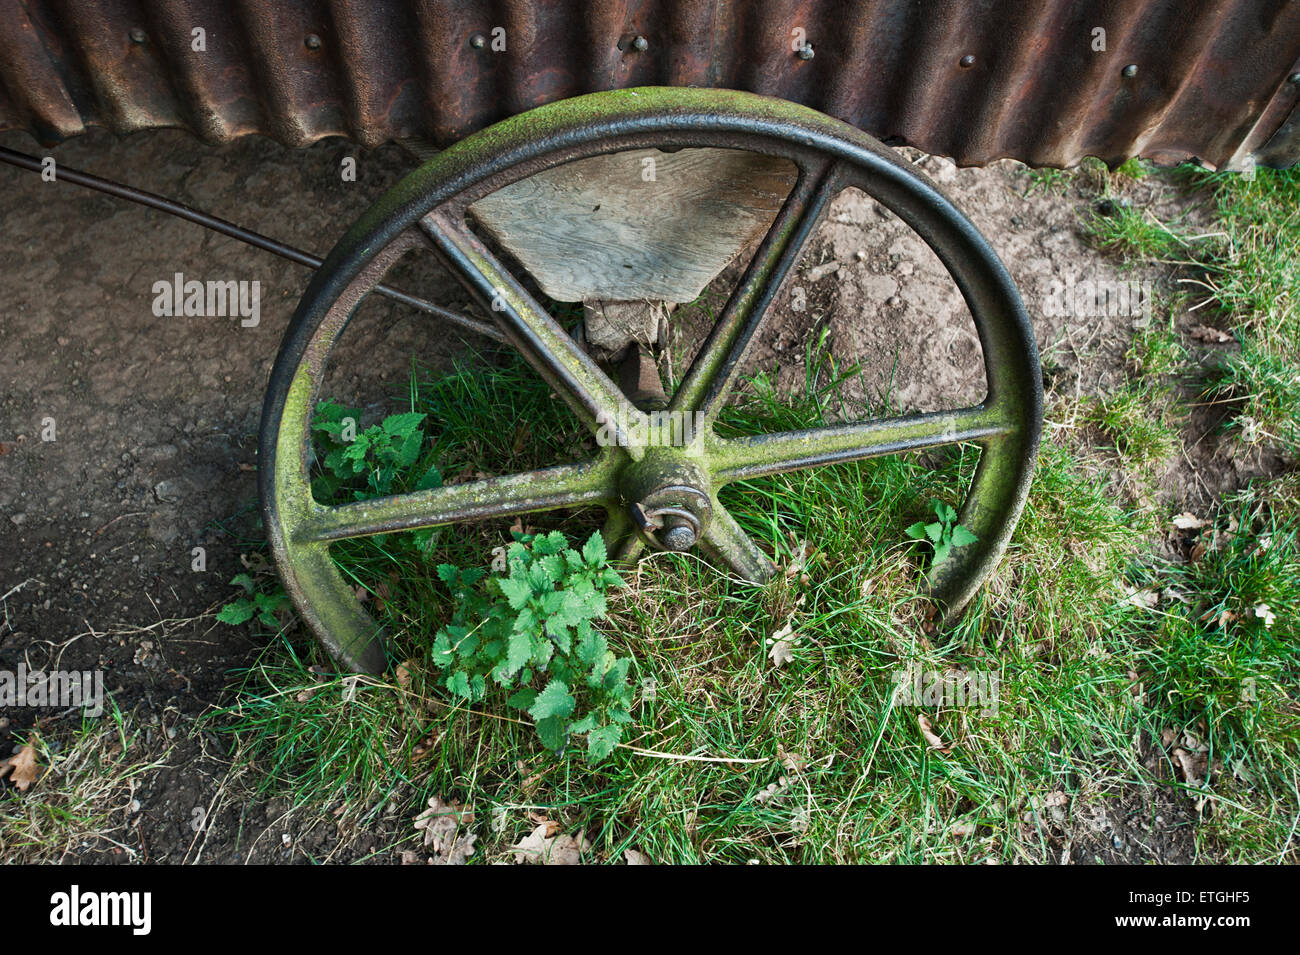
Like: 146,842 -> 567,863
1,0 -> 1298,168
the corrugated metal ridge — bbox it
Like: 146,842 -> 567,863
1,0 -> 1298,168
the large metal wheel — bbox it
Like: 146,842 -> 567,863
259,87 -> 1042,674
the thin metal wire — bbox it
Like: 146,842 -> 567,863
0,145 -> 505,342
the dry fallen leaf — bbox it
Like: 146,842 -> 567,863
1171,512 -> 1205,530
1189,324 -> 1232,343
1254,603 -> 1276,629
395,660 -> 414,690
525,811 -> 558,832
509,823 -> 588,865
516,760 -> 545,797
0,743 -> 41,792
413,796 -> 477,865
623,848 -> 651,865
373,579 -> 393,614
508,825 -> 551,861
754,777 -> 787,803
1126,588 -> 1160,610
917,714 -> 950,753
767,620 -> 796,668
1199,604 -> 1237,630
768,640 -> 794,668
412,733 -> 441,761
1171,747 -> 1205,787
777,743 -> 806,774
806,260 -> 841,283
1126,668 -> 1144,700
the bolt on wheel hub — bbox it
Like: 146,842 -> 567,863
620,454 -> 713,553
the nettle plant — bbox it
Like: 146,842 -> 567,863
906,499 -> 978,565
431,529 -> 633,762
310,398 -> 443,553
310,399 -> 441,502
228,398 -> 634,762
217,572 -> 289,628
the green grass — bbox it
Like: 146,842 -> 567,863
1127,310 -> 1187,380
1075,159 -> 1300,857
211,340 -> 1300,863
1190,166 -> 1300,457
1180,166 -> 1300,335
1138,486 -> 1300,756
1205,342 -> 1300,453
1023,166 -> 1071,196
0,704 -> 170,863
1083,203 -> 1197,264
1081,382 -> 1180,477
1077,154 -> 1206,266
1114,157 -> 1148,182
1130,480 -> 1300,859
1184,166 -> 1300,456
1082,161 -> 1300,457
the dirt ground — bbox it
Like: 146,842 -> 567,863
0,126 -> 1240,862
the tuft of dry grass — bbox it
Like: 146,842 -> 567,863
0,708 -> 171,863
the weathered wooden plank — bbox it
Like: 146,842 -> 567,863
469,147 -> 797,303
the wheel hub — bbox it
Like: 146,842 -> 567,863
620,453 -> 713,553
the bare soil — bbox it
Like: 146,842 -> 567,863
0,127 -> 1252,862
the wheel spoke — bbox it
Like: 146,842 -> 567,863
699,504 -> 776,584
711,405 -> 1009,483
602,505 -> 646,562
670,160 -> 841,425
419,212 -> 646,450
298,457 -> 617,543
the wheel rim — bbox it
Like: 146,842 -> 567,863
259,87 -> 1043,674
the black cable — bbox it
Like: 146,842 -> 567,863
0,144 -> 503,342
